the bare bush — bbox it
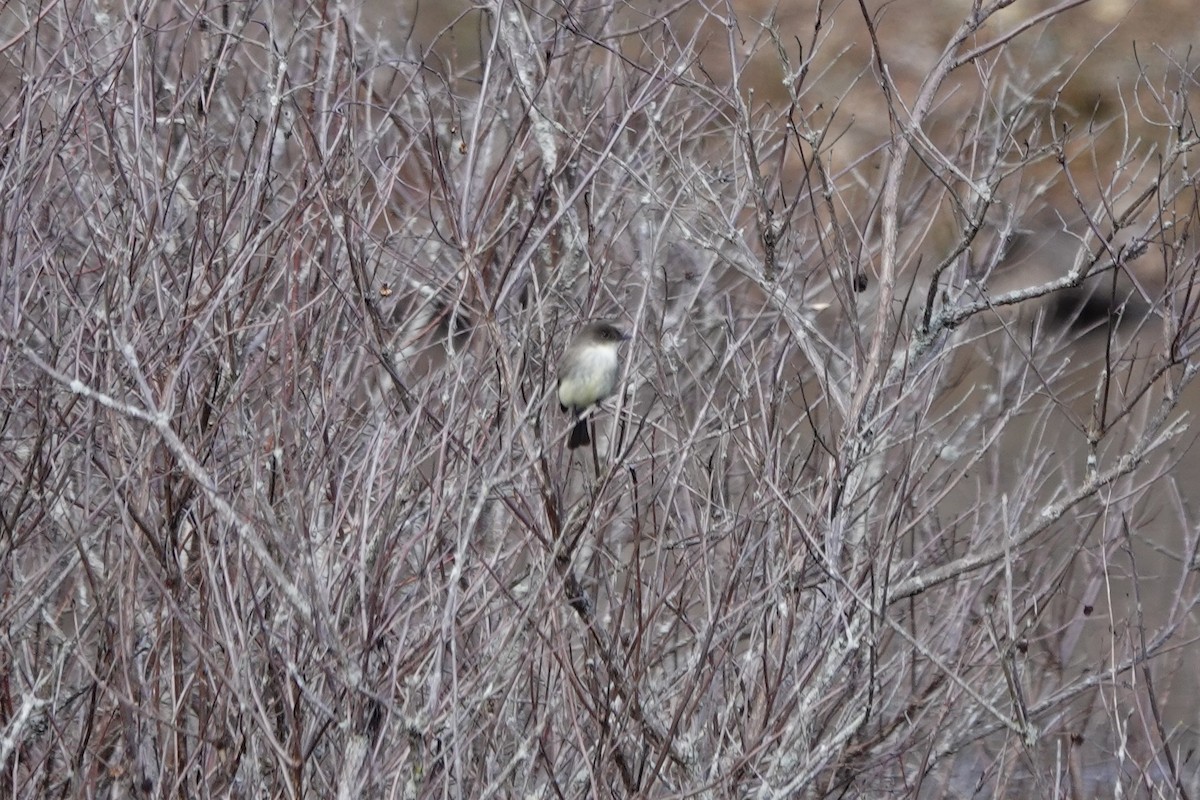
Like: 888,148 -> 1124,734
2,0 -> 1199,797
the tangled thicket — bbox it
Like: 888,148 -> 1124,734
2,1 -> 1199,797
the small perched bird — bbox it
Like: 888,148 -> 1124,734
557,320 -> 629,449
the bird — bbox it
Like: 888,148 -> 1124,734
556,320 -> 629,449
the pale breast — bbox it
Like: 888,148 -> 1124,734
557,345 -> 619,410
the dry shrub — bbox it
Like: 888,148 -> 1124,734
1,1 -> 1199,797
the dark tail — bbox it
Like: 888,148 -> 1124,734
568,419 -> 590,449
